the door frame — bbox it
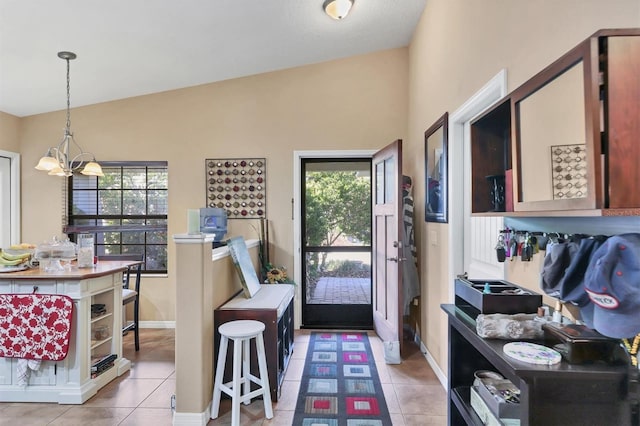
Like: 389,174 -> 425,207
0,150 -> 21,247
448,69 -> 507,301
293,150 -> 376,329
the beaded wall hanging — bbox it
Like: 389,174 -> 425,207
205,158 -> 266,219
550,144 -> 587,200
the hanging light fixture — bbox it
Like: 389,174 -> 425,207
323,0 -> 354,20
35,51 -> 103,177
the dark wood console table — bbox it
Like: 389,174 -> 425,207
214,284 -> 295,402
442,304 -> 633,426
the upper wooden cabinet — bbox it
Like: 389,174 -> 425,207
471,28 -> 640,216
470,97 -> 511,214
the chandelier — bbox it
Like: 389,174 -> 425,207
35,51 -> 103,177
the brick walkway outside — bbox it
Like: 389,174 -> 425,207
307,276 -> 371,304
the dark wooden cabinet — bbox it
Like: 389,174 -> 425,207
442,304 -> 632,426
471,28 -> 640,217
214,284 -> 295,402
602,32 -> 640,210
470,97 -> 512,214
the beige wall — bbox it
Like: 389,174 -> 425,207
406,0 -> 640,374
15,48 -> 408,325
0,111 -> 20,152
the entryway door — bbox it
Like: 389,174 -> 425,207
300,157 -> 374,328
371,140 -> 403,356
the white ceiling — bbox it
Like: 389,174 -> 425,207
0,0 -> 427,117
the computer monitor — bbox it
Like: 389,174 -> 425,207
199,208 -> 228,242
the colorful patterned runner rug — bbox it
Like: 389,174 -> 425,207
293,331 -> 392,425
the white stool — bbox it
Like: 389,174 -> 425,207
210,319 -> 273,425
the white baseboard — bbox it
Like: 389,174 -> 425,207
172,410 -> 209,426
140,321 -> 175,329
418,337 -> 448,391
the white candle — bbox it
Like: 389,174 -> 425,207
187,209 -> 201,235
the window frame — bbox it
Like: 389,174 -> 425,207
65,161 -> 168,274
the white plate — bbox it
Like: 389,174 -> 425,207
503,341 -> 562,365
0,264 -> 29,273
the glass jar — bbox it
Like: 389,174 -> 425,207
77,234 -> 94,268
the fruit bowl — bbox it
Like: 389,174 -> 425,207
0,247 -> 33,267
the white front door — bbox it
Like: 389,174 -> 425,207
371,140 -> 403,356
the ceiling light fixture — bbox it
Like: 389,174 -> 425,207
323,0 -> 354,20
35,51 -> 103,177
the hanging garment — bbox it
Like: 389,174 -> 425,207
402,176 -> 420,316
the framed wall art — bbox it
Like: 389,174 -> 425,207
226,237 -> 262,298
550,144 -> 587,200
424,112 -> 448,223
205,158 -> 267,219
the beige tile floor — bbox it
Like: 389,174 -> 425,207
0,328 -> 447,425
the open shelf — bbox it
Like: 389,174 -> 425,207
90,312 -> 113,324
451,387 -> 483,426
443,304 -> 632,426
470,96 -> 511,214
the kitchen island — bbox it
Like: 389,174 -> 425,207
0,261 -> 136,404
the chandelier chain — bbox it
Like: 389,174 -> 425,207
65,57 -> 71,133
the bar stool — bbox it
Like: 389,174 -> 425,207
210,319 -> 273,425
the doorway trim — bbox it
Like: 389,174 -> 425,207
293,150 -> 376,328
0,150 -> 21,247
448,70 -> 507,301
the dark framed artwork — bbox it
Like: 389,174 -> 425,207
424,112 -> 449,223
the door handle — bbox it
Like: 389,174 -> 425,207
389,241 -> 405,262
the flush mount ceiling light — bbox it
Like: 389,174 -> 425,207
323,0 -> 354,20
35,51 -> 103,177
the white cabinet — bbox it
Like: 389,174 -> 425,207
0,264 -> 132,404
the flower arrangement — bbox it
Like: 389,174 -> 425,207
264,263 -> 294,284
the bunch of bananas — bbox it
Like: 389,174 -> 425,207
0,248 -> 32,266
10,243 -> 35,250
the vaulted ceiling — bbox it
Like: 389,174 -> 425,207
0,0 -> 426,117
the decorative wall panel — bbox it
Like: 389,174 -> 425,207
205,158 -> 266,219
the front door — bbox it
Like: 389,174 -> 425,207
301,158 -> 373,328
372,140 -> 403,355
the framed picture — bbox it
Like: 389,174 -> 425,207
424,112 -> 449,223
226,236 -> 262,298
205,158 -> 267,219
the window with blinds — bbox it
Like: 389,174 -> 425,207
66,161 -> 168,273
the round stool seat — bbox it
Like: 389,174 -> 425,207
218,320 -> 265,339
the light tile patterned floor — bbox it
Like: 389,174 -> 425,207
0,329 -> 446,425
